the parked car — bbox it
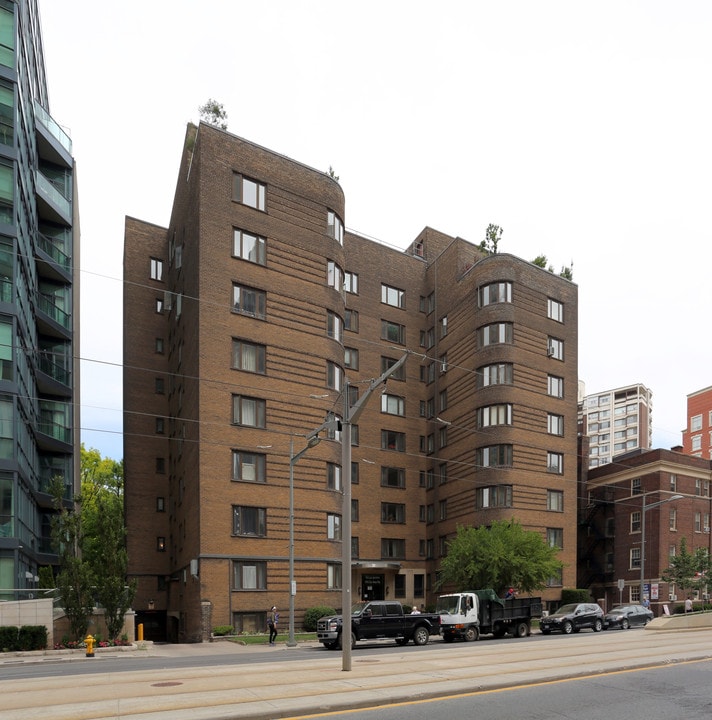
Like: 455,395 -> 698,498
603,604 -> 654,630
540,603 -> 605,634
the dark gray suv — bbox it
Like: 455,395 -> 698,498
540,603 -> 604,635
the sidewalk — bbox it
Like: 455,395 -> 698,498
3,629 -> 712,720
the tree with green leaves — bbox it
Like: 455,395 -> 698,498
479,224 -> 503,254
437,520 -> 563,595
199,98 -> 228,129
50,477 -> 95,641
661,536 -> 711,597
80,446 -> 136,641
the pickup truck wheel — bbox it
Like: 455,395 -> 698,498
412,626 -> 430,646
514,621 -> 529,638
464,626 -> 479,642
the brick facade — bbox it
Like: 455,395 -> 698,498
124,124 -> 579,641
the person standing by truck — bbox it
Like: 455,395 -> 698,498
267,606 -> 278,645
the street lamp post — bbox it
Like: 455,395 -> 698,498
640,493 -> 683,604
340,351 -> 410,672
288,434 -> 321,647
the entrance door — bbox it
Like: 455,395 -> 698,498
361,574 -> 385,601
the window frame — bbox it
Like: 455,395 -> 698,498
232,505 -> 267,537
233,228 -> 266,265
233,173 -> 266,211
232,283 -> 266,319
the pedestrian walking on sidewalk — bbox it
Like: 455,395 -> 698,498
268,606 -> 279,645
685,597 -> 693,613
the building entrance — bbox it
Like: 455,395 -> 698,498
361,573 -> 385,601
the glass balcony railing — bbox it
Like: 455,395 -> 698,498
38,294 -> 70,329
36,171 -> 71,220
34,102 -> 72,155
37,351 -> 71,386
37,232 -> 71,273
37,421 -> 72,445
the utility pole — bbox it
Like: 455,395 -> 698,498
341,351 -> 410,671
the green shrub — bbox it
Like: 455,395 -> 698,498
212,625 -> 234,636
560,588 -> 592,605
303,606 -> 337,632
18,625 -> 47,651
0,626 -> 19,652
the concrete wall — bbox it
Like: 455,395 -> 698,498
0,599 -> 54,647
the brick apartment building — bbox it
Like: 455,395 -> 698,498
681,386 -> 712,459
124,123 -> 578,642
579,448 -> 712,614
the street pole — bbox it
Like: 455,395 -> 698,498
340,351 -> 410,672
639,493 -> 683,606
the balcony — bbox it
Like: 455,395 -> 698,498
36,232 -> 72,282
36,294 -> 71,339
35,171 -> 71,225
34,102 -> 72,167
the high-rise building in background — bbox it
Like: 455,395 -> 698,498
578,383 -> 653,468
124,123 -> 578,642
681,386 -> 712,459
0,1 -> 80,598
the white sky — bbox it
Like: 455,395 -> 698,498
38,1 -> 712,461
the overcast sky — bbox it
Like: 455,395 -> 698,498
38,1 -> 711,461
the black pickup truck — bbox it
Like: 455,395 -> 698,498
317,601 -> 441,650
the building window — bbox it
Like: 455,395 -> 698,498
232,339 -> 266,373
547,337 -> 564,360
156,496 -> 165,512
546,528 -> 563,549
155,417 -> 165,434
547,452 -> 563,474
381,538 -> 405,559
327,210 -> 344,244
691,435 -> 702,452
232,451 -> 266,483
670,508 -> 677,531
327,513 -> 342,541
547,375 -> 564,398
345,348 -> 359,369
327,563 -> 342,589
381,430 -> 405,452
327,361 -> 343,390
381,502 -> 405,523
478,322 -> 513,347
694,512 -> 702,532
327,463 -> 342,491
547,413 -> 564,435
155,457 -> 165,474
439,463 -> 448,485
351,498 -> 359,521
631,511 -> 641,533
439,500 -> 447,521
630,547 -> 641,569
233,173 -> 266,211
155,377 -> 165,394
547,298 -> 564,322
476,485 -> 513,509
479,363 -> 513,388
477,404 -> 513,428
327,260 -> 344,291
327,311 -> 343,342
381,466 -> 405,488
381,284 -> 405,308
155,337 -> 164,354
381,356 -> 406,380
381,394 -> 405,416
156,537 -> 166,552
547,490 -> 564,512
381,320 -> 406,345
344,271 -> 358,294
478,281 -> 512,306
233,506 -> 266,536
150,257 -> 163,281
232,395 -> 266,428
345,309 -> 359,333
0,80 -> 13,145
233,228 -> 266,265
234,561 -> 267,590
631,477 -> 641,494
670,474 -> 677,492
232,283 -> 266,319
155,297 -> 164,313
691,414 -> 703,431
439,316 -> 448,338
476,444 -> 513,469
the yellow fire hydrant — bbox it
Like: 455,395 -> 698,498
85,634 -> 95,658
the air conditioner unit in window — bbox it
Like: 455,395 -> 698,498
547,346 -> 555,357
670,595 -> 677,601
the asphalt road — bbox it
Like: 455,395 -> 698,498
309,658 -> 712,720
